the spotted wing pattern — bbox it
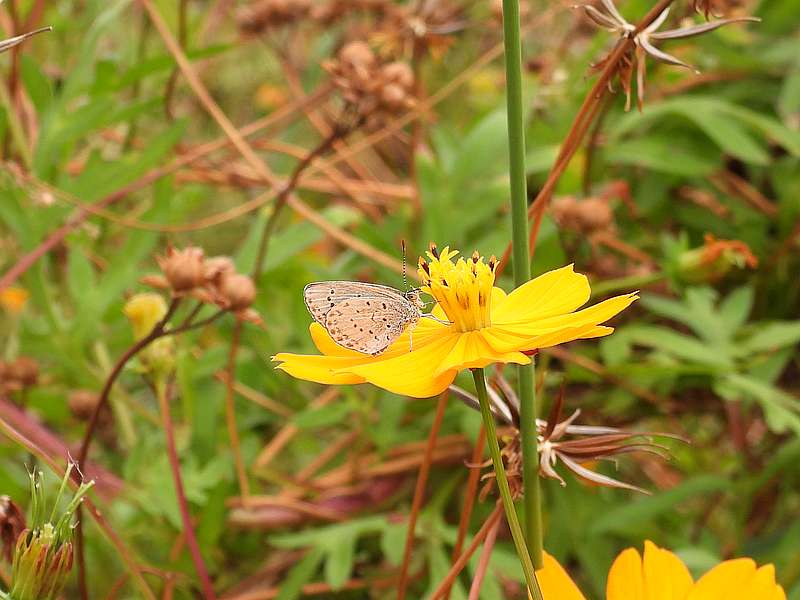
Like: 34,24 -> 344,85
303,281 -> 410,323
324,296 -> 420,355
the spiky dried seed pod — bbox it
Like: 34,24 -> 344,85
219,274 -> 257,311
157,246 -> 206,292
338,40 -> 376,71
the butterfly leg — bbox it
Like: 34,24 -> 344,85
422,314 -> 452,325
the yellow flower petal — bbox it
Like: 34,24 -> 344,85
434,330 -> 529,375
537,552 -> 587,600
487,293 -> 637,353
273,353 -> 367,385
607,547 -> 645,600
688,558 -> 786,600
310,322 -> 365,357
642,540 -> 693,600
339,332 -> 460,398
492,265 -> 590,324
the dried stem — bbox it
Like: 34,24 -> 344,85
156,381 -> 217,599
467,512 -> 500,600
445,426 -> 486,600
428,503 -> 503,600
396,391 -> 449,600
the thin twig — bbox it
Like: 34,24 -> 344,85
397,391 -> 449,600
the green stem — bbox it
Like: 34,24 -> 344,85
501,0 -> 543,569
472,369 -> 543,600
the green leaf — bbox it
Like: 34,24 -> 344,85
589,475 -> 731,536
722,373 -> 800,435
292,403 -> 351,429
323,532 -> 356,589
275,547 -> 324,600
604,137 -> 719,176
626,325 -> 733,369
740,322 -> 800,354
718,287 -> 754,331
20,55 -> 53,114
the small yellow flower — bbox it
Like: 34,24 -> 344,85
0,286 -> 29,314
274,246 -> 637,398
123,293 -> 167,340
536,541 -> 786,599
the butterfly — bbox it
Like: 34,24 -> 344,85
304,281 -> 436,355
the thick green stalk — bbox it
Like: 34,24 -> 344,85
501,0 -> 544,568
472,369 -> 543,600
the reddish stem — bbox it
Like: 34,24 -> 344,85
428,503 -> 503,600
467,512 -> 500,600
157,383 -> 217,600
396,391 -> 449,600
445,426 -> 486,600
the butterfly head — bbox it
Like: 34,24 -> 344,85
404,288 -> 426,311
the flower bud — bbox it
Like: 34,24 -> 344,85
0,286 -> 29,315
676,234 -> 758,284
123,293 -> 168,340
8,465 -> 93,600
157,246 -> 205,292
219,274 -> 257,311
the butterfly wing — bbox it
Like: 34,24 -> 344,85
303,281 -> 409,323
324,296 -> 420,355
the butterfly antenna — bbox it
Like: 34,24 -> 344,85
401,239 -> 408,292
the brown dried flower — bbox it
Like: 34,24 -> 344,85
451,379 -> 682,498
551,195 -> 615,236
1,356 -> 40,392
371,0 -> 464,60
237,0 -> 311,34
311,0 -> 390,25
156,246 -> 206,292
325,42 -> 416,128
218,273 -> 257,311
68,390 -> 101,421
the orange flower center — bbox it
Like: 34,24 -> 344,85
418,246 -> 497,333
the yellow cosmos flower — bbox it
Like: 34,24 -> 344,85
273,246 -> 637,398
536,541 -> 786,600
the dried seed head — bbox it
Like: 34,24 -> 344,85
339,41 -> 376,71
219,273 -> 257,311
203,256 -> 236,284
157,246 -> 206,292
381,61 -> 414,88
68,390 -> 101,421
237,0 -> 311,33
4,357 -> 39,388
325,41 -> 414,127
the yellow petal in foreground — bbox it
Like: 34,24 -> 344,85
536,552 -> 587,600
641,540 -> 693,600
688,558 -> 786,600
